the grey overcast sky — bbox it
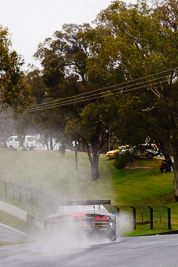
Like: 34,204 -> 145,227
1,0 -> 137,69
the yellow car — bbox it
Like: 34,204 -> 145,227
106,145 -> 130,159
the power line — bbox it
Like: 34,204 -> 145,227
0,77 -> 168,116
30,67 -> 177,109
30,79 -> 169,111
29,76 -> 169,112
0,76 -> 173,116
0,67 -> 177,117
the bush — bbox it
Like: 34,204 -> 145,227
112,143 -> 119,150
114,151 -> 135,169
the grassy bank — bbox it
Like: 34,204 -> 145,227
0,148 -> 177,236
0,149 -> 174,206
107,158 -> 174,206
0,211 -> 35,234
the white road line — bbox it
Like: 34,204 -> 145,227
0,223 -> 31,237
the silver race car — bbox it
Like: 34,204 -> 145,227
44,200 -> 117,241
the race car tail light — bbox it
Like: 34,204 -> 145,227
72,214 -> 86,217
50,217 -> 63,222
94,216 -> 108,220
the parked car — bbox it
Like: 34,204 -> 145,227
121,144 -> 159,159
6,135 -> 36,150
106,145 -> 130,159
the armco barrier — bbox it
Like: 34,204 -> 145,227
0,201 -> 27,223
0,200 -> 43,229
0,180 -> 177,232
26,213 -> 43,229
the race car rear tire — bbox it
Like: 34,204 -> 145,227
110,235 -> 117,241
109,233 -> 117,241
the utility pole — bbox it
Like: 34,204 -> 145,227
75,140 -> 78,170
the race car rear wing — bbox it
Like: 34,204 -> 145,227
46,200 -> 112,212
56,200 -> 111,206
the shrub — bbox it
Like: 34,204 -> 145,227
112,143 -> 119,150
114,151 -> 135,169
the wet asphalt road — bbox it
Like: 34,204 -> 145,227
0,224 -> 178,267
0,223 -> 32,243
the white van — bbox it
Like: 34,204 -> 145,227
6,135 -> 36,150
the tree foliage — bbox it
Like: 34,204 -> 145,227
66,102 -> 112,180
30,0 -> 177,188
94,0 -> 178,196
0,26 -> 32,111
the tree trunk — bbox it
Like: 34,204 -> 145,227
50,137 -> 53,150
91,150 -> 100,181
46,142 -> 49,150
91,142 -> 99,181
174,151 -> 178,201
85,142 -> 100,181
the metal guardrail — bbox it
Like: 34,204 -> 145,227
0,200 -> 43,229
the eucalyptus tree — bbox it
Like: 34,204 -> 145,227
66,101 -> 113,180
25,68 -> 72,150
33,23 -> 114,178
33,0 -> 177,187
94,0 -> 178,198
0,25 -> 32,111
0,26 -> 34,146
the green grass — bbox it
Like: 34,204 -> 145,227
0,211 -> 36,234
0,149 -> 177,236
0,242 -> 27,246
107,159 -> 174,206
124,228 -> 175,237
